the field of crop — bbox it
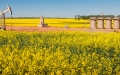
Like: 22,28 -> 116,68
0,31 -> 120,75
5,18 -> 90,28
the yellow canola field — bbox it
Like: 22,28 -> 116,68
5,18 -> 90,28
0,31 -> 120,74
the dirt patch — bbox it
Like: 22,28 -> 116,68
5,26 -> 120,32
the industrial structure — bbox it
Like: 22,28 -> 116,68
90,17 -> 120,29
38,15 -> 48,27
0,5 -> 12,30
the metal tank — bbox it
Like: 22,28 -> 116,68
105,17 -> 112,29
90,17 -> 97,29
97,17 -> 104,29
113,17 -> 120,29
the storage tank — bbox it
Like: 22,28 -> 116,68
90,17 -> 97,29
97,17 -> 104,29
113,17 -> 120,29
105,17 -> 112,29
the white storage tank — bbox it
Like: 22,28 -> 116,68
113,17 -> 120,29
105,17 -> 112,29
97,17 -> 104,29
90,17 -> 97,29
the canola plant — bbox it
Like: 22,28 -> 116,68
0,31 -> 120,75
5,18 -> 90,28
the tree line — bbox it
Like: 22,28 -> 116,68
74,15 -> 118,20
5,15 -> 120,19
6,17 -> 74,19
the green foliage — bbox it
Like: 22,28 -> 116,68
0,31 -> 120,74
6,17 -> 74,19
74,15 -> 115,19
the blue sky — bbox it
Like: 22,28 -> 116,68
0,0 -> 120,17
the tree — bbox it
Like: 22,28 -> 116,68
77,15 -> 81,20
74,15 -> 77,20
